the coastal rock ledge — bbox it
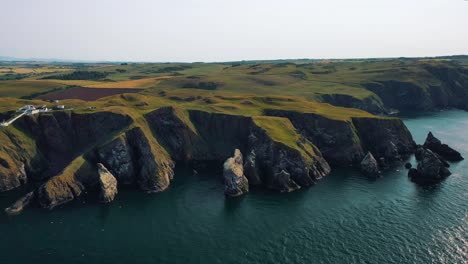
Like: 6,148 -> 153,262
223,149 -> 249,197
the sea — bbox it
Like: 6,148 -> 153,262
0,110 -> 466,264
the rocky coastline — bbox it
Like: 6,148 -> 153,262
1,104 -> 463,214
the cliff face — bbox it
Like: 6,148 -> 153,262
1,103 -> 417,211
363,66 -> 468,111
264,109 -> 416,166
147,107 -> 331,191
0,126 -> 45,192
264,109 -> 364,166
351,117 -> 416,161
318,94 -> 386,114
16,111 -> 132,178
248,119 -> 330,191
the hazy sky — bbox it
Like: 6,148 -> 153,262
1,0 -> 467,62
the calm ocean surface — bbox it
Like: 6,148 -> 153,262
1,110 -> 467,264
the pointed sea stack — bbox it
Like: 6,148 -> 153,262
423,132 -> 464,161
360,152 -> 381,178
223,149 -> 249,197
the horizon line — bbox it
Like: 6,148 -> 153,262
1,54 -> 467,64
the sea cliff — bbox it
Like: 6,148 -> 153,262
0,99 -> 416,211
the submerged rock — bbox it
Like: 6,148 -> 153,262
97,163 -> 118,203
360,152 -> 381,178
423,132 -> 464,161
223,149 -> 249,197
410,148 -> 451,184
5,191 -> 35,215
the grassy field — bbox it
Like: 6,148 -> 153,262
0,56 -> 466,110
0,80 -> 68,98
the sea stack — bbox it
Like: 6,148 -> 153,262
360,152 -> 381,178
423,132 -> 464,161
223,149 -> 249,197
97,163 -> 118,203
409,148 -> 451,185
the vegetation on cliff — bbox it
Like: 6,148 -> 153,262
2,56 -> 465,211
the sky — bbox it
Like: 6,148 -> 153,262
1,0 -> 467,62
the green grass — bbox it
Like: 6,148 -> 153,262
1,57 -> 466,104
253,116 -> 318,160
0,80 -> 67,98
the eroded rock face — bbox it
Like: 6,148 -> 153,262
0,162 -> 27,192
97,163 -> 117,203
247,127 -> 331,192
410,148 -> 451,185
271,170 -> 300,193
145,107 -> 201,161
223,149 -> 249,196
352,117 -> 416,162
35,159 -> 97,209
5,191 -> 35,215
360,152 -> 381,178
423,132 -> 464,161
37,175 -> 85,209
96,136 -> 135,184
125,127 -> 174,193
17,111 -> 132,177
243,150 -> 261,185
264,110 -> 365,166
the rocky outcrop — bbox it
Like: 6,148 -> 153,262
5,191 -> 35,215
97,163 -> 117,203
223,149 -> 249,196
409,147 -> 451,185
360,152 -> 381,178
423,132 -> 464,161
36,162 -> 88,209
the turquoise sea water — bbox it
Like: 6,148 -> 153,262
0,110 -> 467,264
